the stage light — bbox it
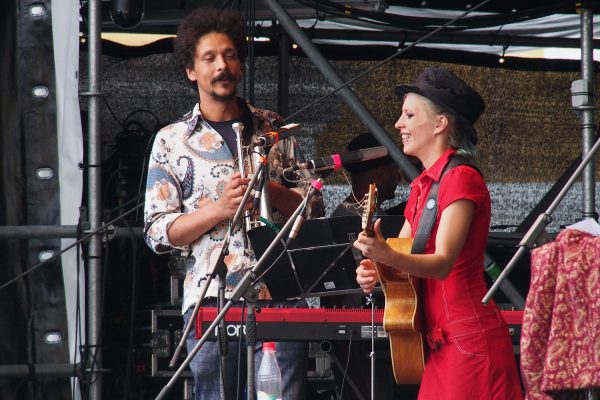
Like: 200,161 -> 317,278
32,86 -> 49,99
44,331 -> 63,345
29,4 -> 46,17
499,42 -> 509,64
38,250 -> 55,262
36,168 -> 54,180
110,0 -> 144,29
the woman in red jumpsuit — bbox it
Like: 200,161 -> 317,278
354,66 -> 523,400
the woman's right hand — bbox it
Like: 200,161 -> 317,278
356,258 -> 379,294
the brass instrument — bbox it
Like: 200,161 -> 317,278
232,122 -> 273,232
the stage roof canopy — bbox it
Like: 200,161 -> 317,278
96,0 -> 600,59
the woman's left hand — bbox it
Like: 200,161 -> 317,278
353,218 -> 391,264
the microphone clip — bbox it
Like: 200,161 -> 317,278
252,123 -> 300,147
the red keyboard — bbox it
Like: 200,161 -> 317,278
195,307 -> 523,342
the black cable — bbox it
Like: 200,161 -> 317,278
102,96 -> 126,130
104,92 -> 163,136
339,333 -> 353,400
102,166 -> 128,212
284,0 -> 494,122
102,98 -> 159,222
122,109 -> 161,128
109,117 -> 157,222
294,0 -> 571,32
105,102 -> 159,218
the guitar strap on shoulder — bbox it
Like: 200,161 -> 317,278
410,155 -> 480,254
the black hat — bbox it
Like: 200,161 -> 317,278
394,66 -> 485,144
344,133 -> 393,173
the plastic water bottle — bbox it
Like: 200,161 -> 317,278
256,342 -> 282,400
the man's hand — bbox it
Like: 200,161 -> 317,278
216,172 -> 253,220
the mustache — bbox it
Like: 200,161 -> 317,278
211,71 -> 236,84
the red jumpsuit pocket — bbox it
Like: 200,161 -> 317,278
449,331 -> 487,358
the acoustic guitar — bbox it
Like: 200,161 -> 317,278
361,183 -> 426,384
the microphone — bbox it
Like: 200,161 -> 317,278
251,154 -> 268,211
287,179 -> 323,243
253,123 -> 301,147
285,146 -> 388,173
253,168 -> 266,211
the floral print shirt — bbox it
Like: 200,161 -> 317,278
144,99 -> 312,314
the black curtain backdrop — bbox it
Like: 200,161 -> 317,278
0,1 -> 71,399
0,1 -> 25,399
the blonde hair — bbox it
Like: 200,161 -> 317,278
419,95 -> 478,160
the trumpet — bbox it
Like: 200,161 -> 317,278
232,122 -> 273,233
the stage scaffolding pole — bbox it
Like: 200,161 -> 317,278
578,5 -> 597,221
580,9 -> 598,400
82,0 -> 103,399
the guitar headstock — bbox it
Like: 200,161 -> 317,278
361,183 -> 378,237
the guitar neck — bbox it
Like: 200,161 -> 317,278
362,183 -> 378,237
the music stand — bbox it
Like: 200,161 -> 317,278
248,216 -> 399,300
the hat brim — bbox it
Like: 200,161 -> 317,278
393,84 -> 478,145
394,84 -> 423,100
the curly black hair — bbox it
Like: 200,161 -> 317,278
174,7 -> 248,71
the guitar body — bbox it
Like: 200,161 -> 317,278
361,184 -> 426,384
374,238 -> 426,384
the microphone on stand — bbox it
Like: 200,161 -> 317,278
253,123 -> 301,147
253,168 -> 266,211
284,146 -> 388,174
287,179 -> 324,243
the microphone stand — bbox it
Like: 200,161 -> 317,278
168,163 -> 266,370
366,293 -> 376,400
156,179 -> 323,400
245,300 -> 258,400
217,280 -> 228,399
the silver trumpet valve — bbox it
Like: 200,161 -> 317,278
232,122 -> 273,232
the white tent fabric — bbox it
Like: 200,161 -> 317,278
52,1 -> 84,398
272,6 -> 600,60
